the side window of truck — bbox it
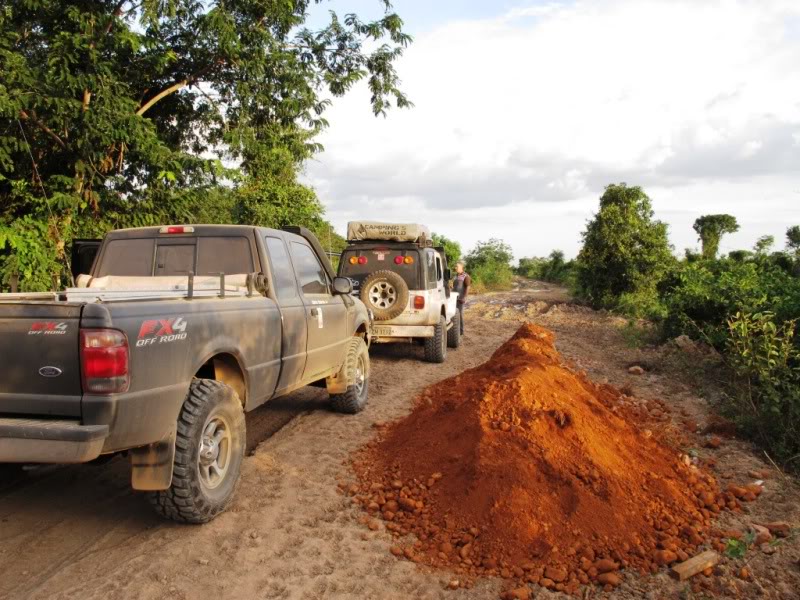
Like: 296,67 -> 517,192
290,242 -> 330,296
426,250 -> 437,289
436,256 -> 443,283
265,237 -> 299,301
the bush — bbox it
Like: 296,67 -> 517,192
724,312 -> 800,466
661,258 -> 800,348
517,250 -> 575,285
465,238 -> 514,292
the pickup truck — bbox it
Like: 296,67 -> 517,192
338,221 -> 460,362
0,225 -> 371,523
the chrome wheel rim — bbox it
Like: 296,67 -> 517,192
368,282 -> 397,310
354,353 -> 367,397
198,415 -> 231,490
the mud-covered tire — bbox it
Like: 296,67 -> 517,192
148,379 -> 245,524
360,270 -> 409,321
330,337 -> 370,414
447,311 -> 461,349
424,315 -> 447,363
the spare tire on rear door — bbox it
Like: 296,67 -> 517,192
360,270 -> 409,321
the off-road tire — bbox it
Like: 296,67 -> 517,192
360,270 -> 409,321
447,311 -> 462,349
148,379 -> 245,524
330,337 -> 370,414
424,315 -> 448,363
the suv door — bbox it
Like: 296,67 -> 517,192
288,241 -> 347,380
265,236 -> 308,394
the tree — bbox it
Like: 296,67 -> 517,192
576,183 -> 673,309
787,226 -> 800,254
754,235 -> 775,256
693,214 -> 739,260
0,1 -> 411,290
432,232 -> 461,267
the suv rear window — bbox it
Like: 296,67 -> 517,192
339,247 -> 423,292
96,236 -> 254,277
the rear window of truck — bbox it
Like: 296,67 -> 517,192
96,236 -> 254,277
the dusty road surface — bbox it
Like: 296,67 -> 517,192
0,315 -> 520,600
2,281 -> 798,600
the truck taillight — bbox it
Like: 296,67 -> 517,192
414,295 -> 425,309
80,329 -> 130,394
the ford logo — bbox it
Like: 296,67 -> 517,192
38,366 -> 63,378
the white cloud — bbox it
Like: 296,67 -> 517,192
304,0 -> 800,258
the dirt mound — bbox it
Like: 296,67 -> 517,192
353,324 -> 736,594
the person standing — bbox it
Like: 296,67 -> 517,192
452,261 -> 471,335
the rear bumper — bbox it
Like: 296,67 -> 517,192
372,324 -> 435,341
0,417 -> 109,463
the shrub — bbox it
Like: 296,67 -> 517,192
517,250 -> 575,285
661,259 -> 800,348
465,238 -> 514,291
724,312 -> 800,466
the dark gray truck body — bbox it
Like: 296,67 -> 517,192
0,225 -> 370,483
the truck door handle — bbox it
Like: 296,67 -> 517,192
310,308 -> 319,316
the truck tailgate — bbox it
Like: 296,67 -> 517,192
0,303 -> 83,417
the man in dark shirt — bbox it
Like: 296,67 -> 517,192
452,261 -> 471,335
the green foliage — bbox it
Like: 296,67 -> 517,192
465,238 -> 514,291
0,0 -> 410,290
517,250 -> 575,285
576,183 -> 674,310
432,232 -> 461,267
787,225 -> 800,254
725,312 -> 800,466
661,258 -> 800,347
693,214 -> 739,260
754,235 -> 775,256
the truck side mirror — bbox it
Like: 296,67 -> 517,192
332,277 -> 353,295
445,269 -> 451,281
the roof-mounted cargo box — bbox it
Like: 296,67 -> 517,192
346,221 -> 432,245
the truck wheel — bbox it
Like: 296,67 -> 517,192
424,315 -> 447,363
360,270 -> 409,321
148,379 -> 245,524
447,311 -> 462,349
330,337 -> 370,414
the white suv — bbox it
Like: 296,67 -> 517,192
338,223 -> 460,363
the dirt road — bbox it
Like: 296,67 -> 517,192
0,314 -> 520,600
1,282 -> 798,600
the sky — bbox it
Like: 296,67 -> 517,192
302,0 -> 800,260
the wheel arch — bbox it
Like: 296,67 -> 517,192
194,351 -> 248,407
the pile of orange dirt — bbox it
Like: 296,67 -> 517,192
352,324 -> 742,595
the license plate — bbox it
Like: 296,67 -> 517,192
373,326 -> 394,336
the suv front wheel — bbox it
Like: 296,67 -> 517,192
423,315 -> 447,363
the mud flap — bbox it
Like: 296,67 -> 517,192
130,426 -> 176,491
325,364 -> 348,394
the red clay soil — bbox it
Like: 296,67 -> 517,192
352,324 -> 747,595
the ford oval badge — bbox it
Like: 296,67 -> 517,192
39,366 -> 63,378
